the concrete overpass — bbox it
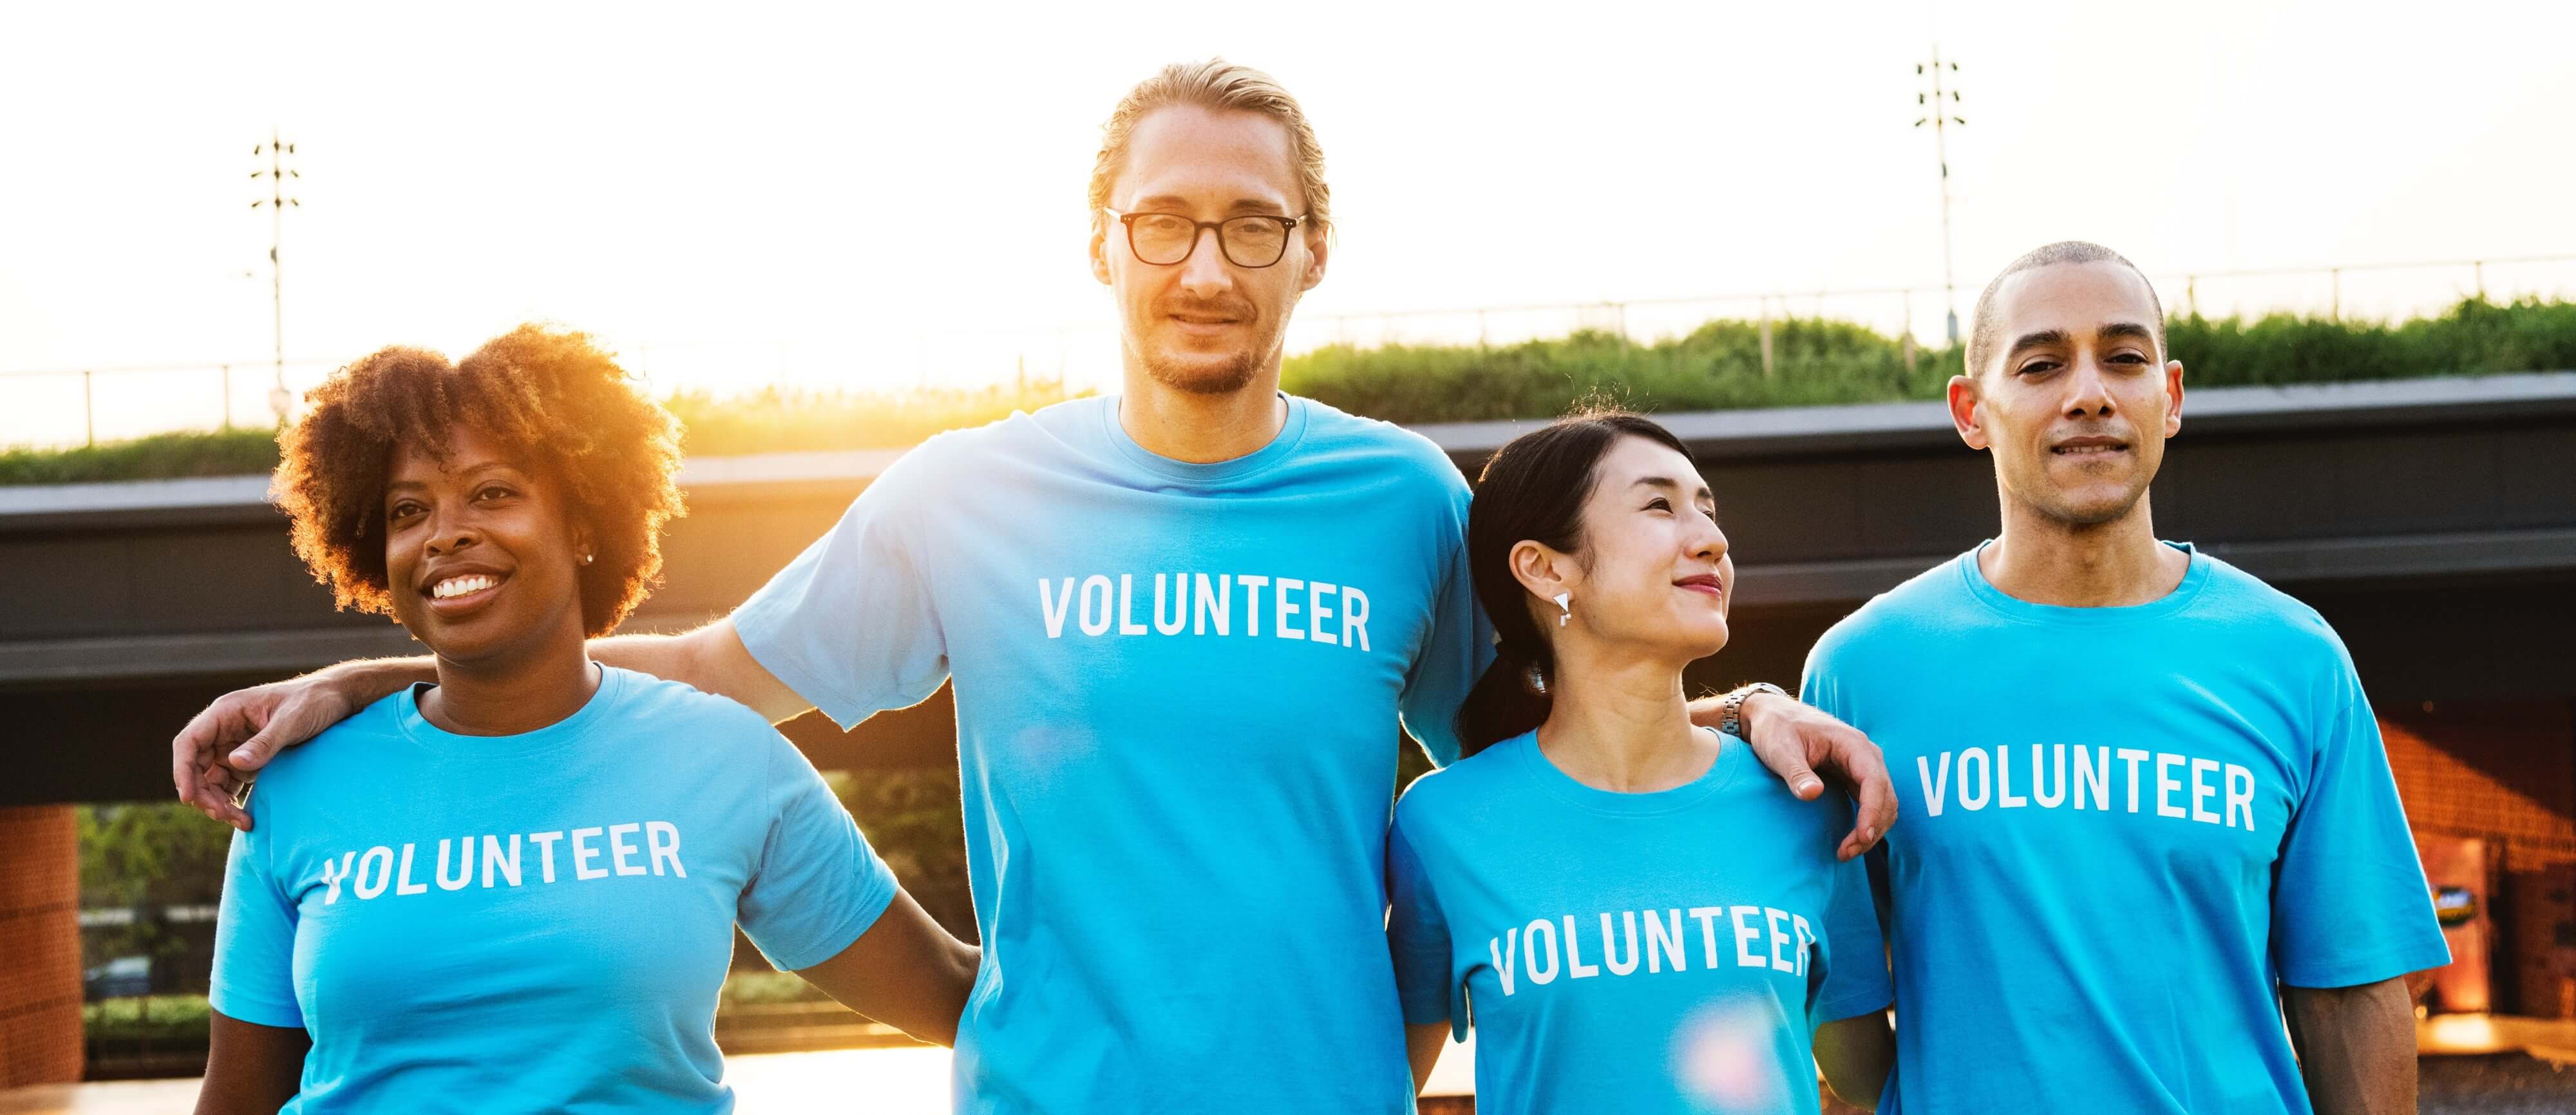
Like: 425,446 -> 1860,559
7,370 -> 2574,803
6,370 -> 2575,1084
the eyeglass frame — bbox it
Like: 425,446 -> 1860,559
1101,207 -> 1311,269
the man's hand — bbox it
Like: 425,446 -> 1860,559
172,672 -> 365,830
1692,691 -> 1895,860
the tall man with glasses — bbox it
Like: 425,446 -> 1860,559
1801,242 -> 2446,1114
174,59 -> 1895,1112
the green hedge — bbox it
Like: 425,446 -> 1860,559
84,995 -> 212,1043
10,298 -> 2572,487
1278,296 -> 2576,424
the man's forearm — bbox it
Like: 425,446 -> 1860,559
317,655 -> 438,705
592,619 -> 814,723
590,631 -> 701,685
2283,977 -> 2416,1115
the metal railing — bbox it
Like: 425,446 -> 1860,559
6,255 -> 2572,452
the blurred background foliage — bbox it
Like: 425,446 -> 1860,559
11,297 -> 2572,486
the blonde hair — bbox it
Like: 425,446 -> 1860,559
1086,59 -> 1331,235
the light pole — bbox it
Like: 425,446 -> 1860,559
1915,49 -> 1966,345
251,131 -> 300,423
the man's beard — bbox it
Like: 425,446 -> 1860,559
1140,346 -> 1263,395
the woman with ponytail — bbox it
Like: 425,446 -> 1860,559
1387,410 -> 1896,1113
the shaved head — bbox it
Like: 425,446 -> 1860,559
1967,241 -> 2165,377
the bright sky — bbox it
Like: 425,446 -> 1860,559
4,1 -> 2572,446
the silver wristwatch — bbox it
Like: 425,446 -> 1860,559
1717,681 -> 1788,738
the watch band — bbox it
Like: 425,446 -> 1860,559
1718,681 -> 1788,738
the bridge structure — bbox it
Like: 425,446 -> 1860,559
4,372 -> 2573,1084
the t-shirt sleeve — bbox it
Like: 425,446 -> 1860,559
731,447 -> 950,730
1386,817 -> 1464,1036
738,727 -> 904,972
1810,814 -> 1894,1024
209,828 -> 305,1029
2272,687 -> 2451,988
1797,634 -> 1849,723
1398,479 -> 1494,768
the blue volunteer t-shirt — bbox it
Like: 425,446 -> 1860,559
210,666 -> 899,1114
731,394 -> 1488,1114
1800,544 -> 2448,1115
1387,730 -> 1889,1115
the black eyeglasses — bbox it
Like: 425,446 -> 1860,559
1103,208 -> 1308,269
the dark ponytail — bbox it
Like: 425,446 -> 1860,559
1454,409 -> 1697,757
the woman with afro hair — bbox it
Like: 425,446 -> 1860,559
196,327 -> 978,1115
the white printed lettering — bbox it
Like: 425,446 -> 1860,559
1563,915 -> 1600,978
609,823 -> 647,876
393,843 -> 428,895
1238,575 -> 1268,633
1275,578 -> 1306,640
2117,748 -> 2150,812
647,821 -> 686,877
2074,745 -> 2110,810
319,852 -> 355,904
1115,575 -> 1147,636
1958,748 -> 1991,811
1152,574 -> 1188,636
482,834 -> 522,888
1078,575 -> 1113,637
1340,586 -> 1370,651
1917,753 -> 1950,818
1600,911 -> 1640,976
572,827 -> 608,881
1525,919 -> 1560,985
2224,765 -> 2257,832
1643,909 -> 1687,973
434,837 -> 473,891
2190,758 -> 2221,824
1039,578 -> 1076,639
1689,906 -> 1726,968
1731,906 -> 1766,967
354,846 -> 393,899
2032,744 -> 2067,808
2156,754 -> 2187,819
1308,581 -> 1338,645
531,830 -> 564,883
1195,574 -> 1231,636
1491,929 -> 1519,996
1998,745 -> 2029,808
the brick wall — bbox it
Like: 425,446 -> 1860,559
2381,700 -> 2576,1016
2383,701 -> 2576,866
0,805 -> 84,1088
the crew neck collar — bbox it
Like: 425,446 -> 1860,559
1097,392 -> 1310,485
1956,540 -> 2211,627
395,663 -> 627,758
1511,727 -> 1744,817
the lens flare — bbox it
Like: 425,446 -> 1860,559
1672,998 -> 1790,1112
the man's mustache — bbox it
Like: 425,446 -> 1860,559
1153,298 -> 1259,321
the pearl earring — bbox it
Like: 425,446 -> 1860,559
1553,592 -> 1571,627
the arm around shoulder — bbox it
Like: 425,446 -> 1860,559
590,616 -> 813,724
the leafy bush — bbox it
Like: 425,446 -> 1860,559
83,995 -> 213,1042
825,767 -> 975,942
